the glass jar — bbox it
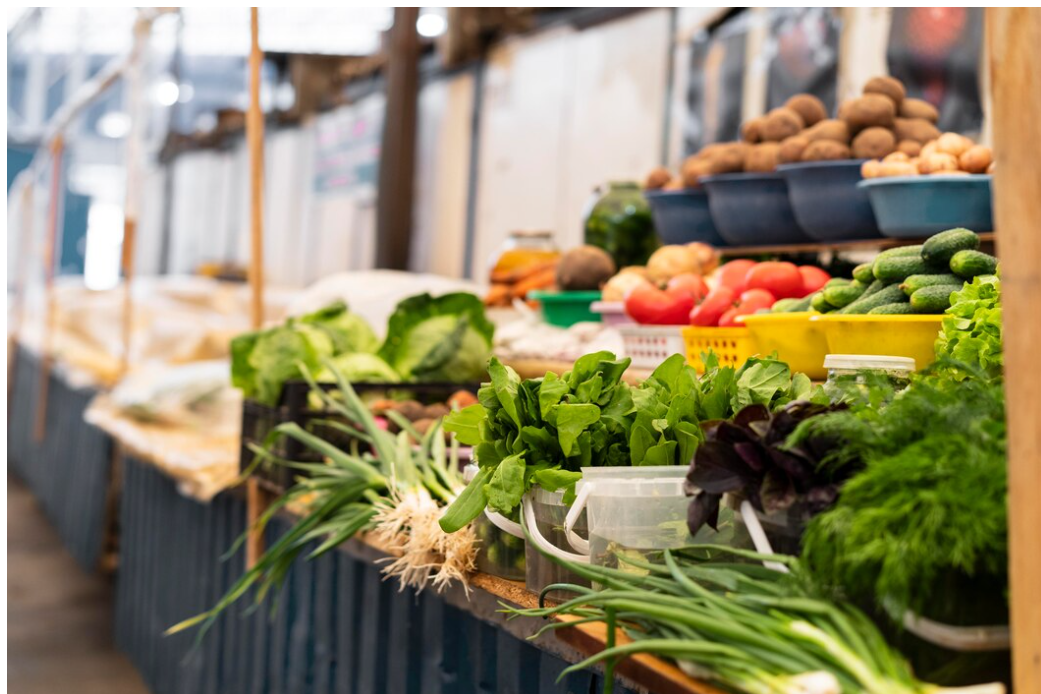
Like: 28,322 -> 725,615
583,182 -> 659,268
823,354 -> 915,404
463,464 -> 526,581
489,230 -> 560,279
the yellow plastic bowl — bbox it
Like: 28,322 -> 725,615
682,326 -> 758,373
813,314 -> 943,370
742,312 -> 829,380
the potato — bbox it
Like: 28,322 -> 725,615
801,140 -> 851,161
803,119 -> 851,144
556,245 -> 616,290
778,135 -> 810,163
899,98 -> 939,123
959,144 -> 993,174
784,94 -> 827,127
883,151 -> 910,163
920,141 -> 938,158
860,160 -> 882,178
897,139 -> 922,157
681,156 -> 713,188
760,107 -> 805,142
987,161 -> 996,174
704,144 -> 747,174
917,152 -> 959,174
647,245 -> 702,283
741,117 -> 766,144
934,132 -> 973,157
878,161 -> 919,177
863,76 -> 906,107
644,166 -> 671,190
840,94 -> 896,133
601,270 -> 650,302
851,127 -> 896,159
663,178 -> 684,191
745,142 -> 782,172
893,117 -> 941,144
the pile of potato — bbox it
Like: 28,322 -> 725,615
644,75 -> 987,189
861,131 -> 994,178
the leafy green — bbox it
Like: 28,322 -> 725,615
297,300 -> 379,354
935,274 -> 1002,380
800,370 -> 1008,617
316,353 -> 400,384
378,292 -> 494,382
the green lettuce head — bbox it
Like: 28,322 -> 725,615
296,300 -> 379,354
378,292 -> 494,382
231,323 -> 335,405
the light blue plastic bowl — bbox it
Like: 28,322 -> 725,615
858,175 -> 993,239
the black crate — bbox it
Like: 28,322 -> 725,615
239,380 -> 479,493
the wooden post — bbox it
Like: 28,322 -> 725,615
986,8 -> 1041,693
33,135 -> 65,443
245,6 -> 269,569
375,7 -> 420,270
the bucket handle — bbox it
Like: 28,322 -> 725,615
521,494 -> 589,564
563,483 -> 592,554
738,500 -> 789,574
484,508 -> 524,538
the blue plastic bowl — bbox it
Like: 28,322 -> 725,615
858,175 -> 994,239
644,189 -> 728,247
700,173 -> 811,246
777,160 -> 881,241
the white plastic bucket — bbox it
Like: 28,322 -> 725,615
521,488 -> 590,599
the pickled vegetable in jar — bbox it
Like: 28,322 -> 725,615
823,354 -> 915,405
583,182 -> 659,268
489,230 -> 560,281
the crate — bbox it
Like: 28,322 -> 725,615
682,326 -> 758,373
619,326 -> 686,370
240,380 -> 479,493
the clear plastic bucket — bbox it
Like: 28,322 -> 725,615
464,464 -> 526,581
522,488 -> 590,600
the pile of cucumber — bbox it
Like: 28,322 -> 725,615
776,228 -> 996,315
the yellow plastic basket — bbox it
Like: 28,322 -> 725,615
813,314 -> 943,370
742,312 -> 829,380
682,326 -> 758,373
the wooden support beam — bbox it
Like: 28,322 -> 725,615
986,8 -> 1041,693
245,6 -> 270,569
375,7 -> 420,270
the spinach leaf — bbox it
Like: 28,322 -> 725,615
553,403 -> 600,457
485,453 -> 526,512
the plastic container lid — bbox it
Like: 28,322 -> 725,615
823,354 -> 916,372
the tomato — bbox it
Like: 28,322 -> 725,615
744,261 -> 804,299
666,273 -> 709,302
717,259 -> 757,293
689,286 -> 736,327
737,288 -> 776,314
717,306 -> 745,328
624,284 -> 695,325
798,265 -> 831,296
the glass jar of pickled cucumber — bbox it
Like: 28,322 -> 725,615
823,354 -> 915,405
463,464 -> 526,581
583,182 -> 659,268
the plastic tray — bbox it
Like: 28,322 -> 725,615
700,172 -> 811,246
813,314 -> 943,370
858,175 -> 993,239
590,301 -> 634,327
643,189 -> 728,246
682,326 -> 758,373
777,160 -> 881,241
741,312 -> 829,380
529,290 -> 601,327
619,325 -> 686,369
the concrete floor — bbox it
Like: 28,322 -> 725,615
8,473 -> 149,694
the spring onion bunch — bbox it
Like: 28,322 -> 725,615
168,362 -> 469,639
505,545 -> 1003,694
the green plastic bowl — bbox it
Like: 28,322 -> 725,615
529,290 -> 602,327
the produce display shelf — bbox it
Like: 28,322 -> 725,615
718,231 -> 995,257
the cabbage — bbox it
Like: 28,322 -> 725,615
296,301 -> 378,354
316,353 -> 400,384
231,323 -> 335,405
378,293 -> 494,382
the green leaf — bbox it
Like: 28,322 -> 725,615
485,453 -> 526,513
532,468 -> 583,491
640,439 -> 677,466
733,358 -> 791,410
629,424 -> 656,465
439,466 -> 493,533
488,357 -> 523,428
443,404 -> 486,446
538,371 -> 569,419
648,353 -> 687,392
552,403 -> 600,457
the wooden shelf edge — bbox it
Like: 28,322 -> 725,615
718,232 -> 995,257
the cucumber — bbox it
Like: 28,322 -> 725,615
771,298 -> 801,313
784,295 -> 814,312
852,263 -> 876,283
950,250 -> 998,278
922,228 -> 980,265
823,280 -> 867,308
824,277 -> 851,288
860,279 -> 885,298
910,284 -> 964,313
876,244 -> 924,261
810,291 -> 835,313
837,284 -> 909,314
868,303 -> 917,315
873,255 -> 931,283
900,273 -> 964,297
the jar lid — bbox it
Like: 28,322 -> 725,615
824,354 -> 916,372
509,229 -> 554,239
